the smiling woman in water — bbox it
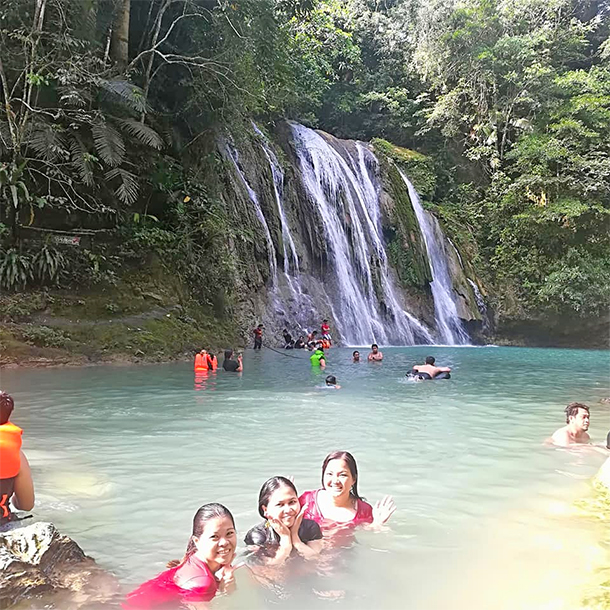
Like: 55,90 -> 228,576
299,451 -> 396,530
123,503 -> 237,609
245,476 -> 323,565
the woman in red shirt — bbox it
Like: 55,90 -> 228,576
123,503 -> 237,609
299,451 -> 395,531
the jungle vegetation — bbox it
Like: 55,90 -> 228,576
0,0 -> 608,326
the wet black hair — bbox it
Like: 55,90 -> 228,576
371,344 -> 378,349
257,476 -> 297,518
321,451 -> 363,500
565,402 -> 589,423
183,503 -> 235,560
425,356 -> 435,365
0,392 -> 15,425
0,392 -> 14,425
352,350 -> 359,356
224,349 -> 234,360
326,375 -> 337,385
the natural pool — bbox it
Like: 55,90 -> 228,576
2,346 -> 610,610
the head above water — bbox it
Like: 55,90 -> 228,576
425,356 -> 436,365
0,392 -> 14,425
321,450 -> 361,500
326,375 -> 337,386
371,344 -> 378,352
257,476 -> 298,518
224,349 -> 234,360
565,402 -> 590,427
353,350 -> 360,360
184,502 -> 236,559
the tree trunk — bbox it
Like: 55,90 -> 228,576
110,0 -> 131,67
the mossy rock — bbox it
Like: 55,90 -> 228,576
372,138 -> 436,199
379,162 -> 432,289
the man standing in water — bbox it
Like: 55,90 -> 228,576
551,403 -> 591,446
412,356 -> 451,379
367,344 -> 383,361
253,324 -> 264,350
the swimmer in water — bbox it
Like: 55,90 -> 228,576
367,344 -> 383,362
325,375 -> 341,389
299,451 -> 396,531
550,403 -> 591,447
123,503 -> 237,608
244,477 -> 323,565
410,356 -> 451,379
352,350 -> 360,363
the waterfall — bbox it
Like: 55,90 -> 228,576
222,142 -> 278,285
467,278 -> 491,334
290,123 -> 433,345
398,170 -> 470,345
251,123 -> 317,327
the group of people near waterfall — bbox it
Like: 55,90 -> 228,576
123,450 -> 395,608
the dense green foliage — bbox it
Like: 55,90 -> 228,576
1,0 -> 608,326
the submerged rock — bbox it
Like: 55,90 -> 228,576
0,521 -> 119,608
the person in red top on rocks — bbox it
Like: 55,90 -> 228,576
123,503 -> 237,609
299,451 -> 395,531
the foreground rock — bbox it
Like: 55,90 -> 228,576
0,521 -> 119,608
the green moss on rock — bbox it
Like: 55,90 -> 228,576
372,138 -> 436,199
382,162 -> 432,289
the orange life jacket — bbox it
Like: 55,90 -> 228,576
194,353 -> 209,372
0,422 -> 22,479
321,339 -> 331,349
210,355 -> 218,371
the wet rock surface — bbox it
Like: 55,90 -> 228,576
0,521 -> 119,609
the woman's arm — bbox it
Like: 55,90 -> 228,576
13,451 -> 34,511
292,538 -> 323,559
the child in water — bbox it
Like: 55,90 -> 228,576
324,375 -> 341,389
123,503 -> 237,608
245,477 -> 323,565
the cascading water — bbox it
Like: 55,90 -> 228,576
467,278 -> 491,334
251,123 -> 317,327
290,123 -> 433,345
398,170 -> 470,345
222,142 -> 278,285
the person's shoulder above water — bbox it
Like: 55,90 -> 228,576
550,402 -> 591,446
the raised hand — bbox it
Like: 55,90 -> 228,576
268,517 -> 291,540
372,495 -> 396,526
218,565 -> 236,594
290,505 -> 306,543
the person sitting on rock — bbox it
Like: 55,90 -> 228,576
0,391 -> 34,529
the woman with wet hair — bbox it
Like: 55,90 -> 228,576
245,477 -> 323,565
299,451 -> 396,530
123,503 -> 237,608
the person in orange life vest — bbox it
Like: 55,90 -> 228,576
0,391 -> 34,529
195,350 -> 218,372
253,324 -> 264,350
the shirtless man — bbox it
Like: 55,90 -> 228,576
550,403 -> 591,447
368,344 -> 383,361
412,356 -> 450,379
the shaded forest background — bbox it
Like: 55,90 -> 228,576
0,0 -> 608,350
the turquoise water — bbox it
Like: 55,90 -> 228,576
2,346 -> 610,609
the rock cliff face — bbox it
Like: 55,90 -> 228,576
212,120 -> 487,345
0,521 -> 119,608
